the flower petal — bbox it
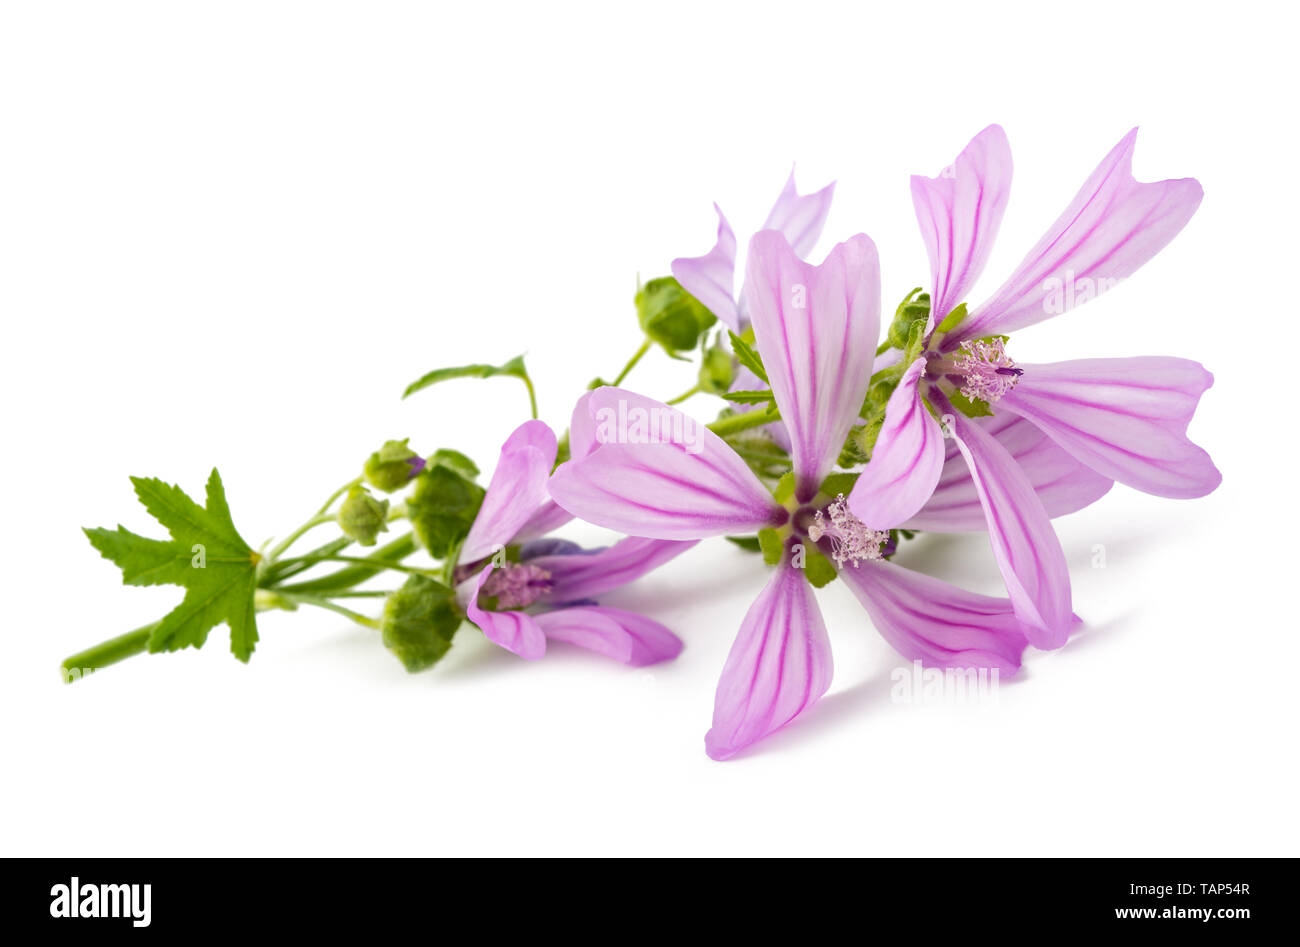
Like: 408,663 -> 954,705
511,499 -> 573,545
532,536 -> 698,603
847,358 -> 945,529
671,203 -> 740,333
906,412 -> 1113,531
912,124 -> 1013,329
549,387 -> 780,539
759,168 -> 836,258
946,406 -> 1074,649
744,230 -> 880,497
838,560 -> 1028,673
997,357 -> 1220,499
959,128 -> 1203,338
460,419 -> 558,563
705,564 -> 833,761
463,563 -> 546,660
534,606 -> 683,666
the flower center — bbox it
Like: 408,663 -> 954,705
805,494 -> 888,568
482,562 -> 552,609
950,337 -> 1023,403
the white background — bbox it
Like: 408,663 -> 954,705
2,1 -> 1296,856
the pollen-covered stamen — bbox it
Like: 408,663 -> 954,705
951,337 -> 1023,402
482,562 -> 552,609
806,494 -> 888,568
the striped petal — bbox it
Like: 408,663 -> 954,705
463,563 -> 546,660
705,563 -> 833,761
998,357 -> 1220,498
912,124 -> 1013,330
532,536 -> 698,603
946,406 -> 1074,649
839,560 -> 1028,673
906,412 -> 1113,531
847,358 -> 945,529
959,128 -> 1203,339
460,419 -> 558,563
671,203 -> 740,333
744,230 -> 880,498
548,387 -> 780,540
534,606 -> 683,666
760,168 -> 836,258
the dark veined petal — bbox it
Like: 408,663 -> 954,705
705,564 -> 833,761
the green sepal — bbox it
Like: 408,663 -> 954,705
773,471 -> 797,505
948,390 -> 995,417
337,485 -> 390,547
727,330 -> 768,384
380,574 -> 462,672
757,527 -> 784,565
406,465 -> 486,559
818,471 -> 860,499
635,276 -> 717,353
934,302 -> 968,334
428,448 -> 480,481
802,546 -> 837,589
725,535 -> 763,553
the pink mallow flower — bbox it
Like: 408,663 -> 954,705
849,125 -> 1220,651
455,419 -> 694,666
550,232 -> 1029,760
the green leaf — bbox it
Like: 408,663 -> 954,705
728,331 -> 768,384
721,389 -> 775,405
757,527 -> 785,566
802,546 -> 837,589
635,277 -> 717,353
85,469 -> 260,661
402,355 -> 537,417
380,574 -> 462,672
725,535 -> 763,553
406,465 -> 485,559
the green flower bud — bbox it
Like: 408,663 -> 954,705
636,276 -> 717,354
698,335 -> 735,395
380,574 -> 462,672
364,439 -> 421,493
338,485 -> 390,547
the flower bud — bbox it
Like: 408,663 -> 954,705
338,485 -> 389,546
698,335 -> 735,395
364,439 -> 422,493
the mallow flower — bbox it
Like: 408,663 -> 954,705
550,231 -> 1029,760
848,125 -> 1220,650
454,419 -> 694,666
672,169 -> 836,335
673,170 -> 834,451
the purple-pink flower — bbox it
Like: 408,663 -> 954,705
457,419 -> 693,666
672,170 -> 835,336
849,125 -> 1220,650
550,232 -> 1029,760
